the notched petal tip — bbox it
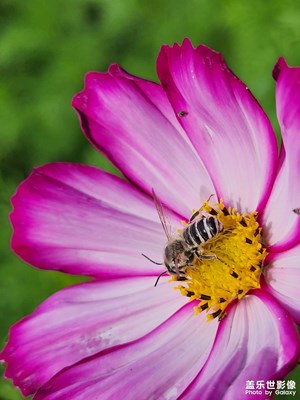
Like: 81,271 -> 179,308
272,57 -> 288,81
108,64 -> 143,83
178,37 -> 196,51
162,38 -> 223,59
108,63 -> 124,76
158,38 -> 192,59
71,70 -> 109,110
157,39 -> 229,94
71,65 -> 143,113
71,91 -> 88,111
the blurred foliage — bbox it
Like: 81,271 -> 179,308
1,0 -> 300,398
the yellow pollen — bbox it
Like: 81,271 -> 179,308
174,199 -> 267,321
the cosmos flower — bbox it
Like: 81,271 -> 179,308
1,39 -> 300,400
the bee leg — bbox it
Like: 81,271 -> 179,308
201,253 -> 217,260
174,257 -> 181,279
194,249 -> 216,260
185,251 -> 195,265
190,194 -> 215,222
206,194 -> 215,203
194,249 -> 203,258
189,210 -> 200,223
199,194 -> 216,213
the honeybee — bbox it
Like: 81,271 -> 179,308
148,190 -> 223,285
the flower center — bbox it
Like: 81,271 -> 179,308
174,199 -> 267,321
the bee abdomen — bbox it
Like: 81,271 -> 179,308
183,216 -> 222,246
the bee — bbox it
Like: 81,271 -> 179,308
293,208 -> 300,215
146,190 -> 223,285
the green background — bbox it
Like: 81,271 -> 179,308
0,0 -> 299,398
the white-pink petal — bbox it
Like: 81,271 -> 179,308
157,39 -> 278,213
11,162 -> 181,278
181,291 -> 300,400
265,243 -> 300,325
33,304 -> 218,400
72,65 -> 216,217
1,276 -> 188,396
261,58 -> 300,251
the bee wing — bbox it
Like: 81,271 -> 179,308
152,189 -> 172,240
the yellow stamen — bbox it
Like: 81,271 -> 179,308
174,199 -> 267,321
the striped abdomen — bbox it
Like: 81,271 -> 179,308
183,216 -> 223,247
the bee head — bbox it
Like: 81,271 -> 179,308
164,239 -> 189,274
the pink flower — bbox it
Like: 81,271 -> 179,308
1,39 -> 300,399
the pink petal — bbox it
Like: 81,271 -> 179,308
264,243 -> 300,325
33,304 -> 218,400
181,291 -> 300,400
1,276 -> 188,396
261,58 -> 300,251
72,64 -> 216,217
11,162 -> 181,277
157,39 -> 278,213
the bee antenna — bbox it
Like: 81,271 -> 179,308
141,253 -> 163,265
154,270 -> 168,287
